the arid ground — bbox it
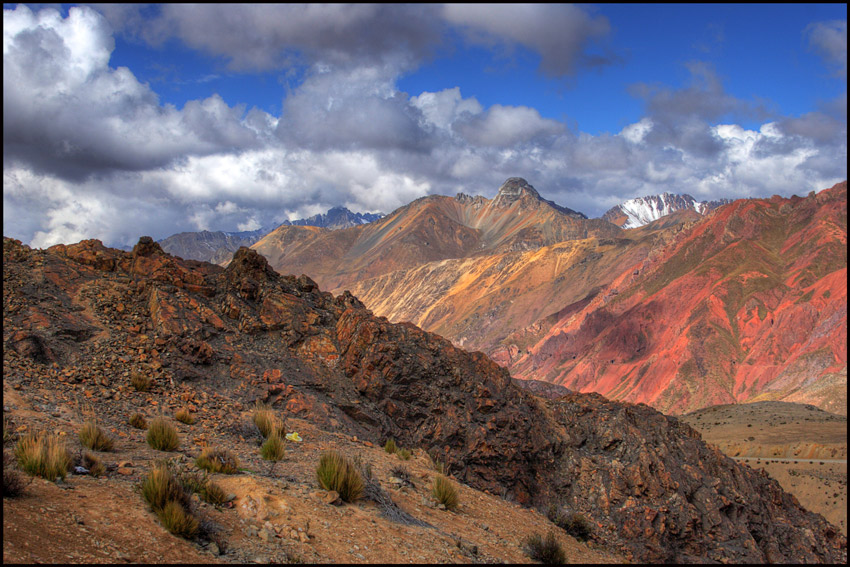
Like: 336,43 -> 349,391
681,401 -> 847,535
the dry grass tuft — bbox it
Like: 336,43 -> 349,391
79,421 -> 115,452
130,371 -> 153,392
196,447 -> 240,474
14,432 -> 72,481
431,474 -> 459,511
383,438 -> 397,454
129,413 -> 147,430
260,432 -> 286,463
174,409 -> 195,425
316,450 -> 364,503
252,402 -> 285,438
146,417 -> 180,451
156,500 -> 199,538
83,452 -> 106,477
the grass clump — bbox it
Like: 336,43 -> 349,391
383,438 -> 397,454
260,432 -> 286,463
141,462 -> 189,511
431,474 -> 459,511
140,461 -> 207,539
83,452 -> 106,477
79,421 -> 115,452
156,500 -> 199,538
252,403 -> 285,439
179,469 -> 229,506
523,531 -> 567,564
548,505 -> 593,542
174,409 -> 195,425
130,371 -> 152,392
316,451 -> 364,503
196,447 -> 240,474
129,413 -> 147,430
146,417 -> 180,451
397,448 -> 412,460
14,432 -> 73,481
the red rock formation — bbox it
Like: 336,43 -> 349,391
509,182 -> 847,415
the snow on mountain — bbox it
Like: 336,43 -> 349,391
601,193 -> 732,228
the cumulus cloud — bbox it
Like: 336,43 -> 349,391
442,3 -> 615,77
455,104 -> 564,147
3,5 -> 267,181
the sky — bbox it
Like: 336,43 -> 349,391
3,3 -> 847,249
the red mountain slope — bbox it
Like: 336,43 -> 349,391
509,182 -> 847,415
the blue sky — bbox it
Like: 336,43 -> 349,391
3,4 -> 847,248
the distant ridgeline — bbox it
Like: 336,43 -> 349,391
157,207 -> 383,264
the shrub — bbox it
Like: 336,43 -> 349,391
2,454 -> 29,497
83,452 -> 106,477
129,413 -> 148,430
130,371 -> 152,392
316,451 -> 363,503
549,507 -> 593,542
146,418 -> 180,451
156,500 -> 199,538
431,474 -> 458,511
523,531 -> 567,564
383,438 -> 397,454
15,432 -> 72,481
79,421 -> 115,452
195,447 -> 240,474
252,403 -> 285,439
174,409 -> 195,425
562,512 -> 593,542
260,432 -> 285,463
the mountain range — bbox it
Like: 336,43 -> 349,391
252,178 -> 847,416
3,235 -> 845,562
158,207 -> 383,264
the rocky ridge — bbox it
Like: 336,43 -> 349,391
3,235 -> 846,563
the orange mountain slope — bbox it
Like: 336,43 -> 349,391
252,178 -> 620,292
508,182 -> 847,415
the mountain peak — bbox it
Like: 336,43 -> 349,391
492,177 -> 586,218
494,177 -> 541,203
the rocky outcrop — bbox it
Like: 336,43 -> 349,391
2,235 -> 846,563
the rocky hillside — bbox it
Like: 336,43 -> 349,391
3,236 -> 845,563
509,182 -> 847,415
602,193 -> 731,229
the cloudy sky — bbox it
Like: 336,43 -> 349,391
4,3 -> 847,249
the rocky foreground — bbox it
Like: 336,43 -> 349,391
3,236 -> 846,563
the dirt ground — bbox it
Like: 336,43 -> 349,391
3,377 -> 625,565
681,401 -> 847,536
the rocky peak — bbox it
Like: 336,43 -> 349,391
131,236 -> 164,258
225,246 -> 278,283
492,177 -> 541,207
491,178 -> 587,218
